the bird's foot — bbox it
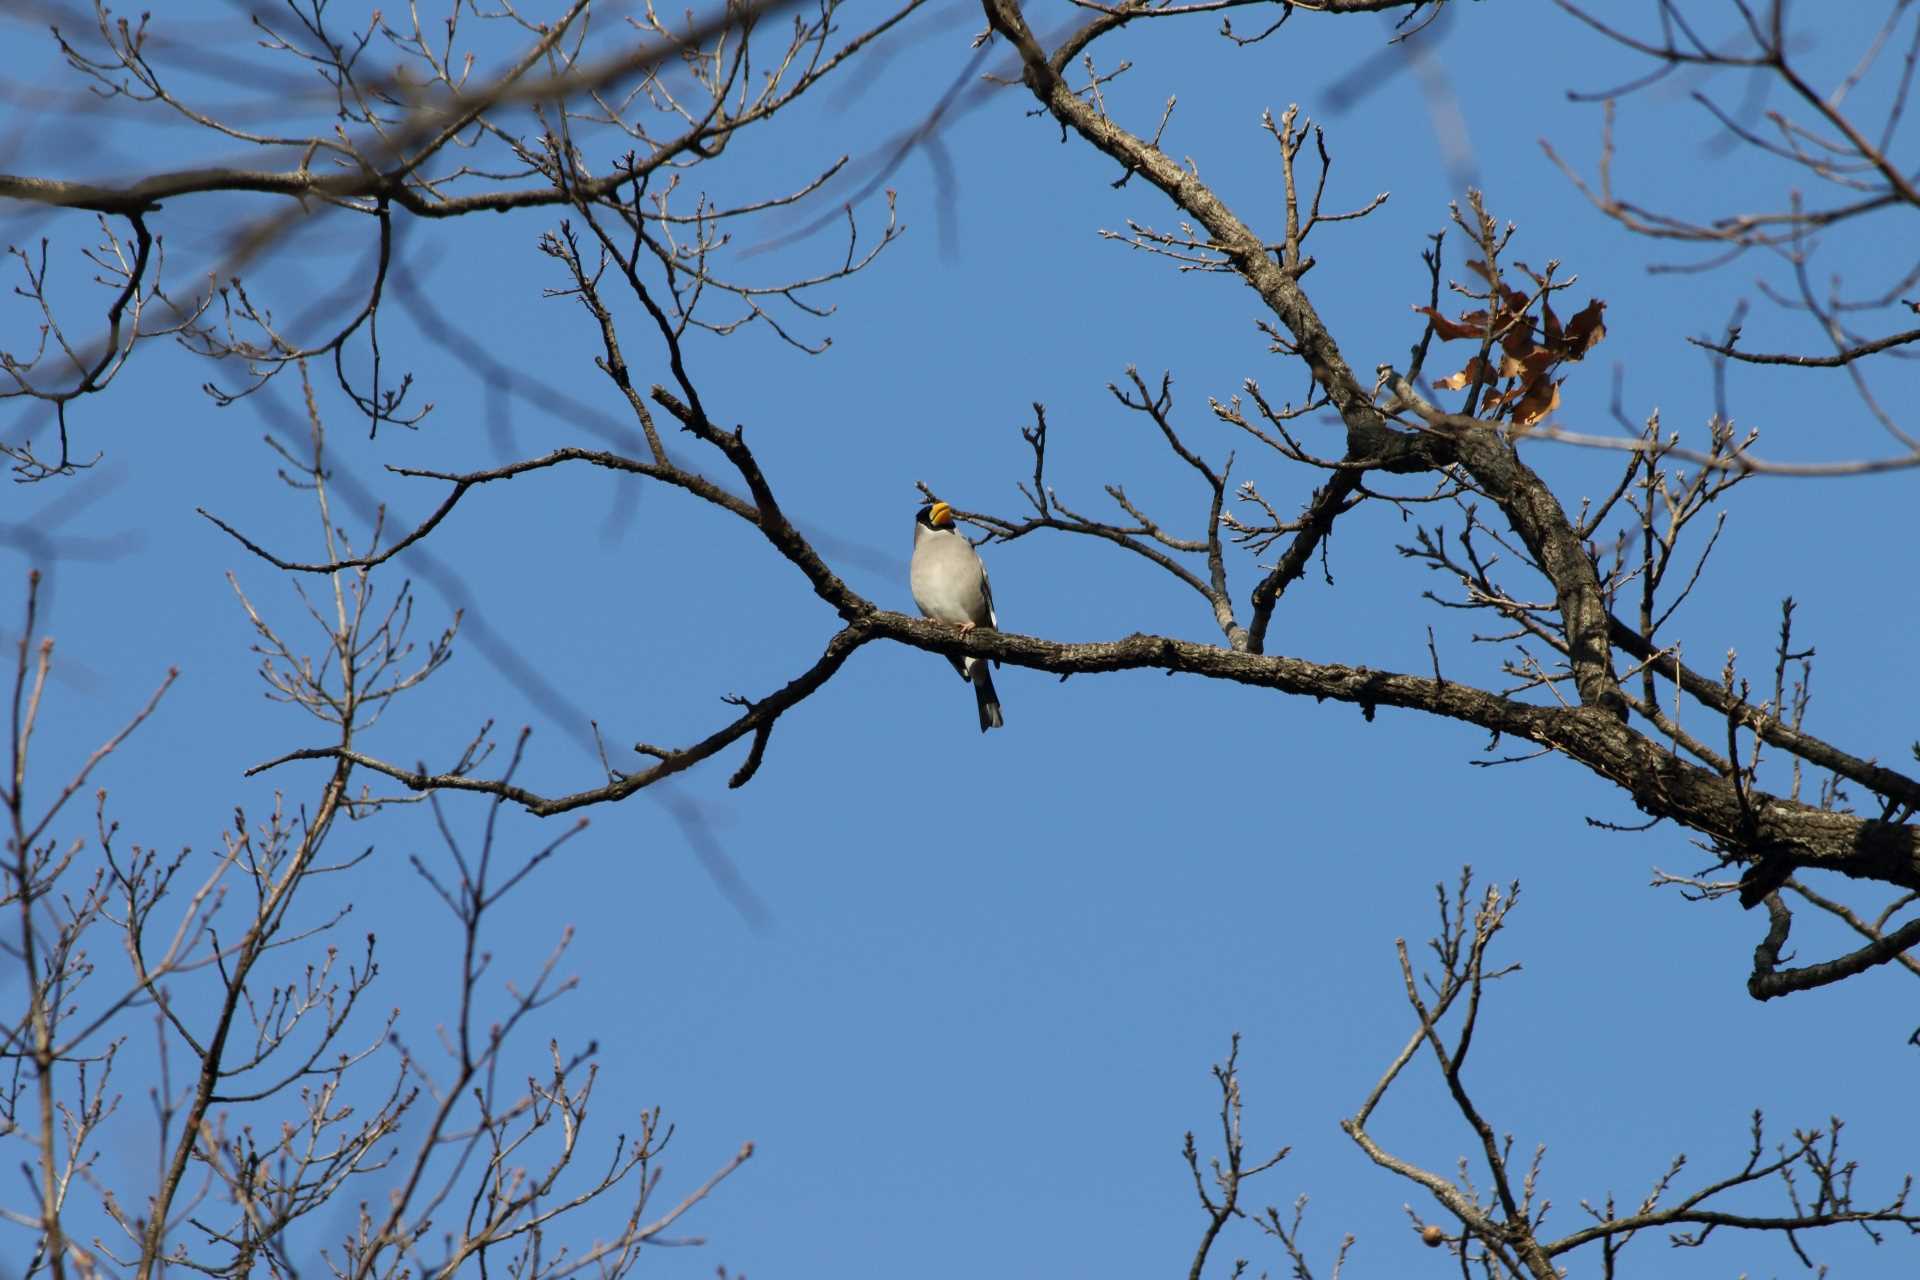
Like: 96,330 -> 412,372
957,621 -> 977,636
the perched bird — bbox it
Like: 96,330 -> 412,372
910,499 -> 1005,732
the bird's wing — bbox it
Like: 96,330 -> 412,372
978,553 -> 1000,669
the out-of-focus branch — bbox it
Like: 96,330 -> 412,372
2,0 -> 925,477
1053,0 -> 1449,73
0,0 -> 814,216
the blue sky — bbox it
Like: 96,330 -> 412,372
3,2 -> 1917,1276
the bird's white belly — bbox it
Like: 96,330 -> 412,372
911,543 -> 986,625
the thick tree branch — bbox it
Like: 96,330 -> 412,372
239,593 -> 1920,902
1747,888 -> 1920,1001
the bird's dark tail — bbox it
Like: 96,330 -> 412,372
972,662 -> 1005,732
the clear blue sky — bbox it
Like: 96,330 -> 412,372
2,3 -> 1915,1276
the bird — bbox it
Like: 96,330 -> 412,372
910,499 -> 1005,732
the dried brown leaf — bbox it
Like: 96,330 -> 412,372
1414,305 -> 1484,341
1501,347 -> 1557,380
1433,356 -> 1488,391
1499,322 -> 1536,359
1510,377 -> 1562,428
1564,298 -> 1607,357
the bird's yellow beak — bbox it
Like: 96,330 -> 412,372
929,500 -> 954,528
